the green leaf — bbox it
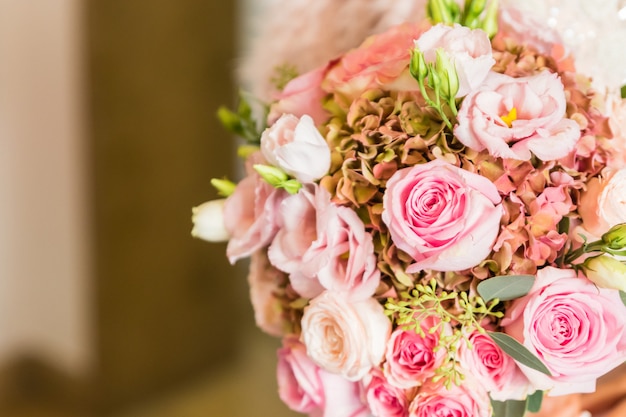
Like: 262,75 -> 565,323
488,332 -> 551,376
621,84 -> 626,99
620,290 -> 626,307
491,398 -> 526,417
526,390 -> 544,413
477,275 -> 535,302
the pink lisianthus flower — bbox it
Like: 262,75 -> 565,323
268,64 -> 330,127
456,330 -> 531,401
454,71 -> 581,161
224,171 -> 287,264
289,191 -> 380,301
416,23 -> 495,97
382,159 -> 503,273
408,378 -> 491,417
502,266 -> 626,395
383,316 -> 448,389
323,22 -> 427,97
277,335 -> 370,417
260,113 -> 331,183
301,290 -> 391,381
364,369 -> 410,417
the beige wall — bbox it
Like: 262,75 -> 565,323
0,0 -> 91,376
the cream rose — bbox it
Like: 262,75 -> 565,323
301,291 -> 391,381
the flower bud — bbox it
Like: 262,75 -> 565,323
428,0 -> 455,24
253,164 -> 289,187
602,223 -> 626,251
210,178 -> 236,197
410,48 -> 428,84
435,48 -> 459,99
191,199 -> 231,242
582,255 -> 626,292
481,0 -> 499,38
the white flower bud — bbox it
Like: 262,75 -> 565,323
191,199 -> 230,242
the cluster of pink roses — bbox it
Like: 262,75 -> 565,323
192,4 -> 626,417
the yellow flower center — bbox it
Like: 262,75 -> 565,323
501,107 -> 517,128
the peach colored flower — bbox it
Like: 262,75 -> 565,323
248,251 -> 285,337
579,168 -> 626,237
301,291 -> 391,381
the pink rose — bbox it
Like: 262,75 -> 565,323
382,159 -> 503,273
454,71 -> 581,161
247,251 -> 286,337
277,336 -> 370,417
456,330 -> 531,401
224,172 -> 286,263
383,316 -> 448,389
288,190 -> 380,301
261,113 -> 331,183
301,290 -> 391,381
268,65 -> 330,126
408,379 -> 491,417
578,168 -> 626,237
323,22 -> 427,97
364,369 -> 409,417
415,23 -> 494,97
502,266 -> 626,395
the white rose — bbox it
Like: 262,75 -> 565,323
260,114 -> 331,183
191,199 -> 230,242
301,291 -> 391,381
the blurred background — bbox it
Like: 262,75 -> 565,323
0,0 -> 297,415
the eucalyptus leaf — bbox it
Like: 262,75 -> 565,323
620,290 -> 626,307
526,390 -> 544,413
488,332 -> 552,376
491,398 -> 526,417
477,275 -> 535,302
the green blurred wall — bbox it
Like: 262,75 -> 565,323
86,0 -> 242,412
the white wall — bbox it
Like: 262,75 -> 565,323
0,0 -> 91,375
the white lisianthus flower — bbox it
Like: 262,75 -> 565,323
260,114 -> 331,183
191,199 -> 230,242
583,255 -> 626,292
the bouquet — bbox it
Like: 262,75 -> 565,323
193,1 -> 626,416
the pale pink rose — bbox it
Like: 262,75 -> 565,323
496,6 -> 566,57
290,192 -> 380,301
364,369 -> 409,417
301,290 -> 391,381
260,113 -> 331,183
277,336 -> 370,417
224,172 -> 286,263
578,168 -> 626,237
457,330 -> 531,401
408,379 -> 491,417
415,23 -> 494,97
382,159 -> 503,273
383,316 -> 448,389
269,65 -> 330,126
502,266 -> 626,395
607,97 -> 626,169
323,22 -> 427,97
454,71 -> 581,161
247,251 -> 285,337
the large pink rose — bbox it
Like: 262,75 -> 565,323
415,23 -> 494,97
289,191 -> 380,301
502,266 -> 626,395
454,71 -> 581,161
383,316 -> 448,389
268,64 -> 330,127
224,172 -> 286,263
408,379 -> 491,417
247,251 -> 285,337
277,336 -> 369,417
382,159 -> 503,273
456,330 -> 531,401
323,22 -> 427,97
578,168 -> 626,237
364,369 -> 410,417
301,290 -> 391,381
260,113 -> 331,183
